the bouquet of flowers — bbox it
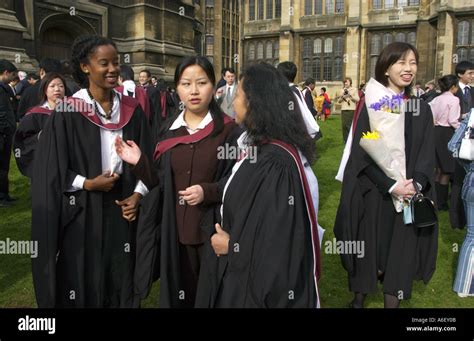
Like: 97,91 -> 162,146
359,78 -> 407,212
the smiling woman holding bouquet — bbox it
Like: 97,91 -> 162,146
334,42 -> 438,308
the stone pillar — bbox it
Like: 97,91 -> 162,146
278,0 -> 293,62
0,0 -> 36,71
416,20 -> 438,83
214,0 -> 223,77
435,9 -> 455,78
345,26 -> 361,89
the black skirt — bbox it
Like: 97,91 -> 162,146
434,126 -> 455,174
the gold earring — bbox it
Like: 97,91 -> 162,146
84,70 -> 89,74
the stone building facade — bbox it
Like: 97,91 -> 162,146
0,0 -> 203,83
241,0 -> 474,99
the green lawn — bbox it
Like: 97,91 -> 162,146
0,116 -> 472,307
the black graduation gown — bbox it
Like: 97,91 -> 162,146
195,144 -> 319,308
31,96 -> 153,308
334,98 -> 438,299
150,90 -> 177,142
133,119 -> 241,308
13,106 -> 52,178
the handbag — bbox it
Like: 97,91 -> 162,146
410,184 -> 437,228
459,125 -> 474,161
323,99 -> 332,109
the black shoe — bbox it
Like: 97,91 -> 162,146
438,204 -> 449,211
348,300 -> 363,308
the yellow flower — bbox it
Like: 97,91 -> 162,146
362,131 -> 381,140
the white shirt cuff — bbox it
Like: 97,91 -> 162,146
388,182 -> 397,194
388,181 -> 421,194
67,175 -> 86,192
134,180 -> 149,197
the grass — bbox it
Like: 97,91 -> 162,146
0,115 -> 472,308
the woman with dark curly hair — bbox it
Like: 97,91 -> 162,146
31,35 -> 153,308
194,62 -> 322,308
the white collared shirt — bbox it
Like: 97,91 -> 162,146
41,101 -> 53,110
169,110 -> 213,135
289,83 -> 320,138
226,84 -> 234,95
69,88 -> 148,196
220,131 -> 250,224
459,81 -> 471,93
122,80 -> 136,98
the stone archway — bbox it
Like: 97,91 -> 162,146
37,14 -> 96,61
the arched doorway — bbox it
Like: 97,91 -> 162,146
37,14 -> 96,61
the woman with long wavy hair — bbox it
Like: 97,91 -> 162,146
194,62 -> 322,308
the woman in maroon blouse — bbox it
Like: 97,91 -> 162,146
115,56 -> 239,308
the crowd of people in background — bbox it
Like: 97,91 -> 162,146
0,56 -> 178,208
1,34 -> 474,308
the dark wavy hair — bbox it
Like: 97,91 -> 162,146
240,62 -> 316,163
375,42 -> 419,97
38,72 -> 66,103
71,35 -> 117,88
159,56 -> 224,137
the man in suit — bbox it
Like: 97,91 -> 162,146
216,67 -> 228,90
138,69 -> 160,119
451,61 -> 474,229
0,59 -> 18,207
216,67 -> 237,118
277,61 -> 320,140
302,78 -> 317,118
455,61 -> 474,118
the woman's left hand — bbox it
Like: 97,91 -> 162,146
115,192 -> 142,222
211,223 -> 230,256
178,185 -> 204,206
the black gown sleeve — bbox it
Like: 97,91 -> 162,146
31,111 -> 70,308
13,113 -> 44,177
413,102 -> 435,192
363,163 -> 397,194
131,153 -> 158,189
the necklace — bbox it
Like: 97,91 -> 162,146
86,88 -> 114,120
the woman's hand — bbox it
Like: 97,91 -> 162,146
391,179 -> 417,200
178,185 -> 204,206
211,223 -> 230,256
115,192 -> 142,222
84,172 -> 120,192
114,136 -> 141,166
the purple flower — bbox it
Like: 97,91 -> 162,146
369,93 -> 404,113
